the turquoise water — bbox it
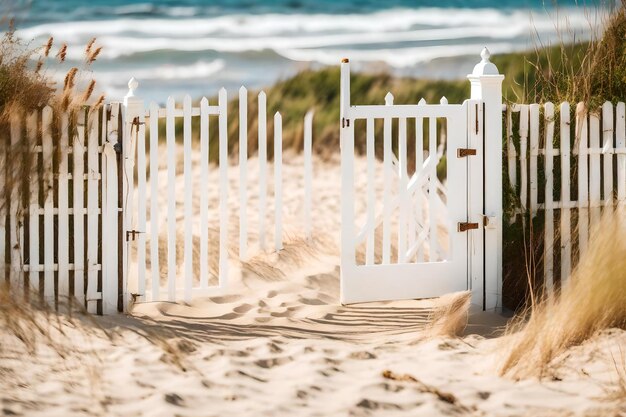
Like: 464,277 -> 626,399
6,0 -> 599,102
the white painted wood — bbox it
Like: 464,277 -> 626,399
199,98 -> 210,289
239,86 -> 248,260
166,96 -> 177,301
274,112 -> 283,251
428,116 -> 438,261
414,110 -> 424,261
102,112 -> 118,314
468,48 -> 504,311
382,92 -> 393,264
340,59 -> 356,303
73,109 -> 86,305
218,88 -> 229,287
8,117 -> 21,287
467,100 -> 484,307
602,102 -> 614,206
506,106 -> 517,191
183,95 -> 193,303
86,107 -> 100,313
304,110 -> 313,241
560,102 -> 572,286
28,111 -> 39,295
617,102 -> 626,204
518,105 -> 529,211
529,104 -> 539,217
397,117 -> 407,263
9,114 -> 23,288
149,102 -> 161,300
543,102 -> 555,297
57,112 -> 69,300
42,107 -> 54,302
136,102 -> 148,302
258,91 -> 267,251
576,102 -> 589,256
588,112 -> 601,228
365,117 -> 375,265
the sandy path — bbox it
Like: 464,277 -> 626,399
1,156 -> 625,416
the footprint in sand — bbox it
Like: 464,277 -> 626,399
348,351 -> 377,360
209,294 -> 242,304
233,303 -> 254,314
254,356 -> 293,368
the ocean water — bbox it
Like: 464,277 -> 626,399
7,0 -> 601,103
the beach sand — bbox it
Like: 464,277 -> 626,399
1,154 -> 624,416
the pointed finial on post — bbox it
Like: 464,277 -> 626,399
126,77 -> 138,98
470,47 -> 499,76
480,47 -> 491,63
440,96 -> 448,105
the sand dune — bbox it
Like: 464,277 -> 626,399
1,155 -> 625,416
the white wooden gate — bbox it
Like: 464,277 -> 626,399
339,58 -> 491,306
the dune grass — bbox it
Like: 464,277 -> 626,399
499,208 -> 626,379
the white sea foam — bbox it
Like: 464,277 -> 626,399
17,7 -> 596,60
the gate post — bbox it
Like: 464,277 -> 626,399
467,48 -> 504,311
121,78 -> 144,311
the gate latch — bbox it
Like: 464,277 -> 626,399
457,148 -> 477,158
458,222 -> 479,232
126,230 -> 143,241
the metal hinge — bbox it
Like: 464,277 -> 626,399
457,148 -> 477,158
126,230 -> 143,241
458,222 -> 479,232
341,117 -> 350,128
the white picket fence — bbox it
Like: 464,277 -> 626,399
124,81 -> 315,305
506,101 -> 626,295
1,104 -> 121,313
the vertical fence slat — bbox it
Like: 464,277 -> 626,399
382,93 -> 393,264
274,112 -> 283,251
617,102 -> 626,204
576,102 -> 589,255
28,111 -> 39,295
589,112 -> 601,227
397,117 -> 407,263
428,116 -> 438,261
560,102 -> 572,285
507,106 -> 517,191
149,103 -> 160,300
57,113 -> 70,300
258,91 -> 267,251
166,97 -> 176,301
543,102 -> 555,297
9,114 -> 23,287
529,104 -> 539,217
102,103 -> 121,314
218,88 -> 229,287
102,104 -> 119,314
365,118 -> 375,265
136,103 -> 147,302
239,87 -> 248,260
414,109 -> 424,261
42,107 -> 54,301
304,111 -> 313,241
183,95 -> 193,302
199,98 -> 209,289
73,110 -> 86,305
519,105 -> 529,211
602,102 -> 614,206
86,108 -> 99,313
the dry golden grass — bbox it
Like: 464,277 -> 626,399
426,291 -> 471,337
500,208 -> 626,379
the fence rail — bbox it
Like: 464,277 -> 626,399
506,101 -> 626,295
